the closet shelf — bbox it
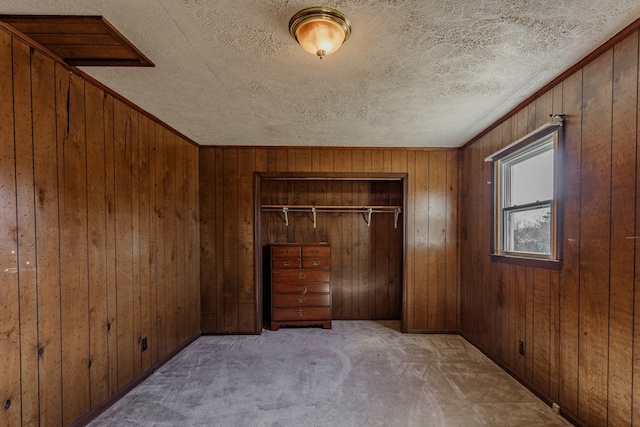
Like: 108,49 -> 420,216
261,204 -> 402,228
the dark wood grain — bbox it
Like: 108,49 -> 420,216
13,37 -> 39,426
607,33 -> 637,426
32,48 -> 63,426
0,29 -> 21,427
0,24 -> 200,426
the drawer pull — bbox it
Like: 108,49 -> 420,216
282,261 -> 291,266
298,273 -> 306,279
301,286 -> 307,295
298,298 -> 306,304
282,250 -> 290,255
312,261 -> 320,266
312,250 -> 319,255
298,311 -> 306,317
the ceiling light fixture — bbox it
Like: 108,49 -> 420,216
289,7 -> 352,60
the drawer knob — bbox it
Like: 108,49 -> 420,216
282,250 -> 290,255
312,250 -> 319,255
298,311 -> 306,317
301,286 -> 307,295
282,261 -> 291,266
298,273 -> 306,279
312,261 -> 320,266
298,298 -> 306,303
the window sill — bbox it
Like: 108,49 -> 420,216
490,254 -> 562,270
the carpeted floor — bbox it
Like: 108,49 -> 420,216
89,321 -> 570,426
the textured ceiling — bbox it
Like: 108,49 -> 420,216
3,1 -> 640,148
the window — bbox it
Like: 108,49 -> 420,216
486,122 -> 562,265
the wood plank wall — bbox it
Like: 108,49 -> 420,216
0,26 -> 200,426
459,27 -> 640,426
199,148 -> 459,334
261,179 -> 404,320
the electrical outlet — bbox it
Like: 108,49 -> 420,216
518,340 -> 525,356
141,337 -> 148,352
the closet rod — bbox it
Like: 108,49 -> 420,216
261,205 -> 402,228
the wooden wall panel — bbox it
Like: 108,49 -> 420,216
607,33 -> 637,426
460,28 -> 640,427
0,29 -> 20,427
13,38 -> 39,426
200,147 -> 459,333
0,25 -> 200,426
32,49 -> 63,426
85,81 -> 109,408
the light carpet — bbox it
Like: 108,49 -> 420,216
89,321 -> 570,426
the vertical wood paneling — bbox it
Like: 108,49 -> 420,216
578,49 -> 613,426
130,109 -> 142,378
607,33 -> 637,426
163,130 -> 178,349
85,81 -> 109,408
0,30 -> 20,427
427,151 -> 446,329
460,27 -> 640,427
559,70 -> 582,415
13,38 -> 39,426
201,148 -> 458,332
138,114 -> 152,372
222,149 -> 239,332
58,70 -> 91,425
445,150 -> 459,329
174,138 -> 186,344
0,24 -> 200,426
104,94 -> 118,397
238,149 -> 256,332
32,49 -> 62,426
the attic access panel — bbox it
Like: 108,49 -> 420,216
0,15 -> 154,67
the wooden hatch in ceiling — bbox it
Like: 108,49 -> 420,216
0,15 -> 154,67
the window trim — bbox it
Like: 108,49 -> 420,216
486,122 -> 563,269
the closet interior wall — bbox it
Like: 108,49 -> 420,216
260,178 -> 404,321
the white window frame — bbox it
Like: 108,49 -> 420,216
485,122 -> 562,265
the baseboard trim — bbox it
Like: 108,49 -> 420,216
71,332 -> 202,427
458,331 -> 584,427
405,328 -> 459,334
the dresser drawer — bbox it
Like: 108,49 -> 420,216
272,307 -> 331,322
302,246 -> 330,258
302,257 -> 330,269
272,270 -> 330,283
273,294 -> 331,308
272,257 -> 301,269
272,245 -> 301,258
272,282 -> 330,295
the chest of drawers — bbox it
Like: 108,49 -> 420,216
269,243 -> 331,331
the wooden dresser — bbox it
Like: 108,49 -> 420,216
269,243 -> 331,331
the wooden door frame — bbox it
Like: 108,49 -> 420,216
254,172 -> 409,333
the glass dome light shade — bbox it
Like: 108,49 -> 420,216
289,7 -> 352,59
295,19 -> 345,58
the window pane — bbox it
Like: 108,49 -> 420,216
504,205 -> 551,254
508,148 -> 553,206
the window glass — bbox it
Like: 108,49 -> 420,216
507,148 -> 553,206
504,204 -> 551,254
489,123 -> 560,264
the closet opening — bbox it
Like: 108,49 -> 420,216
254,172 -> 408,332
